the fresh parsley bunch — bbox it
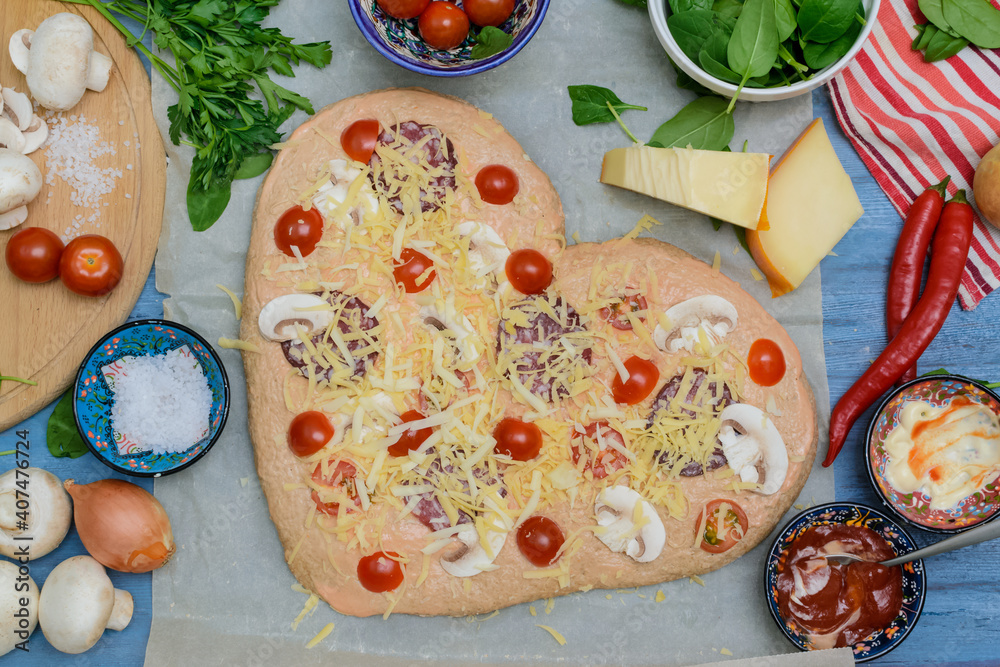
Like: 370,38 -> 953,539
911,0 -> 1000,62
64,0 -> 332,231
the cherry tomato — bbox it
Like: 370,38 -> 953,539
274,205 -> 324,258
475,164 -> 519,205
418,1 -> 470,51
699,499 -> 748,554
357,551 -> 404,592
376,0 -> 430,19
393,248 -> 436,293
747,338 -> 786,387
288,411 -> 335,457
388,410 -> 433,457
611,356 -> 660,405
571,422 -> 628,479
311,460 -> 361,516
599,294 -> 648,331
58,234 -> 123,297
505,249 -> 552,294
341,119 -> 381,164
517,516 -> 565,567
5,227 -> 64,283
493,418 -> 543,461
463,0 -> 515,26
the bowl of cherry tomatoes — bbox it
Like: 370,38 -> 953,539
349,0 -> 550,76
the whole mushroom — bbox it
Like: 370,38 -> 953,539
38,555 -> 133,654
0,467 -> 72,560
0,148 -> 42,230
0,560 -> 38,657
8,14 -> 112,112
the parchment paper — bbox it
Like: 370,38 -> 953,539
146,0 -> 833,664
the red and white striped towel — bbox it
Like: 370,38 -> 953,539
828,0 -> 1000,310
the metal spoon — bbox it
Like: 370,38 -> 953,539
824,517 -> 1000,567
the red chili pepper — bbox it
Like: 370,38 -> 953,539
824,191 -> 974,467
886,176 -> 950,386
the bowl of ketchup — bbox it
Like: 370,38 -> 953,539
866,374 -> 1000,533
764,502 -> 926,662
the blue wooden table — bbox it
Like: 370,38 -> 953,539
3,70 -> 998,667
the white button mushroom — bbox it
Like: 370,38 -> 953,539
0,148 -> 42,230
419,297 -> 482,366
1,88 -> 32,132
440,516 -> 508,578
594,486 -> 666,563
456,220 -> 511,278
311,159 -> 377,228
0,467 -> 73,560
653,295 -> 739,354
10,14 -> 113,112
0,560 -> 38,657
257,293 -> 334,342
38,555 -> 133,654
717,403 -> 789,495
0,118 -> 25,154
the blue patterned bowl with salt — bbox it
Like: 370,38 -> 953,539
349,0 -> 549,77
73,319 -> 230,477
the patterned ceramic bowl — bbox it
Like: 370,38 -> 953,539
73,319 -> 230,477
349,0 -> 549,76
764,502 -> 926,663
866,374 -> 1000,533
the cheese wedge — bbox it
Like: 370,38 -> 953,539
600,145 -> 770,229
747,118 -> 864,297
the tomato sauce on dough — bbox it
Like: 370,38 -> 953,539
776,524 -> 903,649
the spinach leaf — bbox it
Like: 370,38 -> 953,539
921,368 -> 1000,388
567,85 -> 648,125
923,27 -> 970,60
188,172 -> 233,232
774,0 -> 799,41
47,390 -> 90,459
797,0 -> 857,43
616,0 -> 649,6
671,60 -> 717,94
727,0 -> 779,107
668,10 -> 725,61
942,0 -> 1000,48
803,5 -> 862,69
648,96 -> 735,151
918,0 -> 961,35
912,23 -> 940,50
234,152 -> 274,180
700,30 -> 742,82
714,0 -> 745,18
671,0 -> 715,13
471,27 -> 514,59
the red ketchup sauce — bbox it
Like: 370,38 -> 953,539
776,524 -> 903,649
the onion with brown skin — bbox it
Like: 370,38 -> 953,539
64,478 -> 175,573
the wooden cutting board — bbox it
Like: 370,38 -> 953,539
0,0 -> 166,431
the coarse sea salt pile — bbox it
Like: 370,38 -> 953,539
110,347 -> 213,455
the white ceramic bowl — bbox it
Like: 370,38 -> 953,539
648,0 -> 880,102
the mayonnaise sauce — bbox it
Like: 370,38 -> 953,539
884,398 -> 1000,509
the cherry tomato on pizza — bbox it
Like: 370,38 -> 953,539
387,410 -> 434,457
418,1 -> 471,51
393,248 -> 436,293
611,356 -> 660,405
748,338 -> 786,387
375,0 -> 430,19
311,459 -> 361,516
699,499 -> 748,554
600,293 -> 648,331
475,164 -> 519,205
341,119 -> 381,164
288,411 -> 335,457
505,248 -> 552,294
493,418 -> 543,461
571,422 -> 628,479
274,205 -> 324,258
357,551 -> 405,592
5,227 -> 64,283
464,0 -> 515,26
517,515 -> 565,567
59,234 -> 123,297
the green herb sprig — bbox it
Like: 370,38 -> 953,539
62,0 -> 332,231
